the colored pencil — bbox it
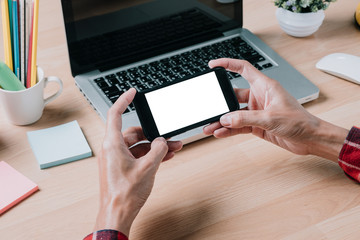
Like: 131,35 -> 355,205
26,0 -> 34,88
1,0 -> 13,71
19,0 -> 26,85
25,0 -> 31,85
8,0 -> 14,67
12,0 -> 20,79
29,0 -> 39,87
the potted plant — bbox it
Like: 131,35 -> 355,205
274,0 -> 336,37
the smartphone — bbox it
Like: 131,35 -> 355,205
133,67 -> 239,141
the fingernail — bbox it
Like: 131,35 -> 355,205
220,115 -> 231,126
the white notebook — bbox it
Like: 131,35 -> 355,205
27,120 -> 92,169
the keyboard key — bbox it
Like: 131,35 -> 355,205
116,71 -> 127,77
262,63 -> 273,68
198,66 -> 209,71
158,78 -> 168,85
103,86 -> 119,95
182,63 -> 193,70
94,77 -> 105,82
131,71 -> 143,78
107,78 -> 119,86
94,77 -> 109,89
105,74 -> 116,80
140,76 -> 152,83
247,55 -> 265,64
109,93 -> 123,103
152,65 -> 164,71
189,67 -> 201,74
254,63 -> 263,71
177,71 -> 188,78
129,79 -> 142,86
135,84 -> 148,92
147,81 -> 158,88
171,67 -> 183,73
168,74 -> 179,81
138,64 -> 149,70
161,69 -> 174,77
150,73 -> 163,80
117,82 -> 130,90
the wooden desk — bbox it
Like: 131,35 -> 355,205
1,0 -> 360,239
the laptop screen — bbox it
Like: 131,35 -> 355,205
61,0 -> 242,76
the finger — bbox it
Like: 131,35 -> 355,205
123,126 -> 147,147
234,88 -> 250,103
203,122 -> 222,135
167,141 -> 183,152
163,152 -> 175,161
220,110 -> 270,129
213,126 -> 253,138
141,137 -> 168,171
106,88 -> 137,132
209,58 -> 269,86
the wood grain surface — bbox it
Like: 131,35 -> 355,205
0,0 -> 360,239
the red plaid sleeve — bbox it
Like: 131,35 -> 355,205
84,229 -> 128,240
338,126 -> 360,183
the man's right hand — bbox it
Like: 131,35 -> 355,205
204,58 -> 348,162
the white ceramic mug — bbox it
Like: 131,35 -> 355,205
0,67 -> 63,125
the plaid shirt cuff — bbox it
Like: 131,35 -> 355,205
84,229 -> 128,240
338,126 -> 360,183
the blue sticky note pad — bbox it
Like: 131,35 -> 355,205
27,120 -> 92,169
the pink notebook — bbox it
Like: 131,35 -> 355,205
0,161 -> 39,215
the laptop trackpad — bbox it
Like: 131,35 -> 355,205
231,78 -> 250,89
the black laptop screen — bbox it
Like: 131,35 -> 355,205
61,0 -> 243,76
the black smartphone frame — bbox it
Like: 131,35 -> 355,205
133,67 -> 239,141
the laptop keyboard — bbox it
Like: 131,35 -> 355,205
93,36 -> 273,113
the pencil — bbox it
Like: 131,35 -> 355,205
19,0 -> 26,85
8,0 -> 14,66
12,0 -> 20,79
30,0 -> 39,87
25,0 -> 31,86
1,0 -> 13,71
26,0 -> 34,88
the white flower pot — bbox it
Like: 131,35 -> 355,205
276,8 -> 325,37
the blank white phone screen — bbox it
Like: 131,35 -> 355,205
144,71 -> 230,135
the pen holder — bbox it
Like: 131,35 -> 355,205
0,67 -> 63,125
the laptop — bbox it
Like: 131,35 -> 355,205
60,0 -> 319,144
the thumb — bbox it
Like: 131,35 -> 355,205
220,110 -> 270,130
142,137 -> 169,171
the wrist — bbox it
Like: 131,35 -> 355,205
307,118 -> 348,162
94,196 -> 139,237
